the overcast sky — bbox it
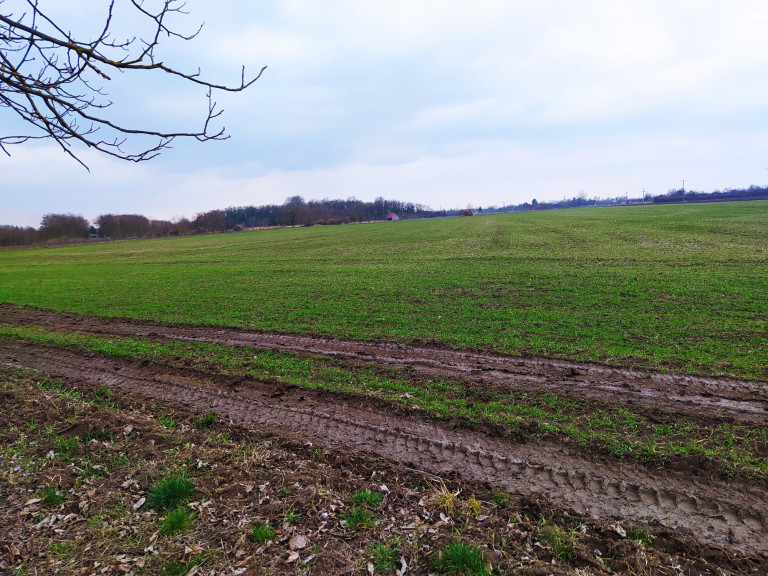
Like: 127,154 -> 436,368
3,0 -> 768,227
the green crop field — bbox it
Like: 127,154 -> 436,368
1,201 -> 767,379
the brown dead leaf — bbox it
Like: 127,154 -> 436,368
285,551 -> 300,563
289,534 -> 309,550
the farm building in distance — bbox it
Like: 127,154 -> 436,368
386,213 -> 399,221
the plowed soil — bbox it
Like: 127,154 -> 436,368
2,304 -> 767,565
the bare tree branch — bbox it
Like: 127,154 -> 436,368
0,0 -> 265,168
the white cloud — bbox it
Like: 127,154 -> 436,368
3,1 -> 768,227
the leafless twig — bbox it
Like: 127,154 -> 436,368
0,0 -> 265,169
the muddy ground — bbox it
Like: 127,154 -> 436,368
1,304 -> 767,574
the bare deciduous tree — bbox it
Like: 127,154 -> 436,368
39,212 -> 89,239
0,0 -> 265,168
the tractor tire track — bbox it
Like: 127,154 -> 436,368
2,342 -> 767,558
1,304 -> 765,423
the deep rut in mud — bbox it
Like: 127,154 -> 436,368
2,338 -> 767,559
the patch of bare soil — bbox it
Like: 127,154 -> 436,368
1,369 -> 765,575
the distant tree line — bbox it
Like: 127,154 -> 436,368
486,191 -> 641,213
487,184 -> 768,213
95,214 -> 178,238
5,185 -> 767,247
0,196 -> 445,246
195,196 -> 437,232
650,185 -> 768,204
511,193 -> 611,212
1,213 -> 92,246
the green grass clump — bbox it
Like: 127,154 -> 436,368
49,541 -> 75,559
38,377 -> 80,399
194,411 -> 217,429
489,490 -> 507,506
430,540 -> 489,575
250,522 -> 277,543
52,435 -> 80,457
159,414 -> 177,430
160,557 -> 203,576
41,484 -> 65,507
538,525 -> 577,562
148,475 -> 195,511
341,507 -> 378,531
351,489 -> 384,508
632,527 -> 656,547
160,507 -> 197,536
90,386 -> 117,408
428,482 -> 461,516
370,538 -> 401,573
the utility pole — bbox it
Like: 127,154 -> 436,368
681,179 -> 686,192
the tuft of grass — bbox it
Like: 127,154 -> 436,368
428,482 -> 460,516
370,538 -> 401,573
160,506 -> 197,536
538,525 -> 577,562
279,506 -> 300,526
194,411 -> 217,429
52,435 -> 80,457
637,440 -> 662,462
465,496 -> 483,517
605,438 -> 632,458
160,562 -> 189,576
430,540 -> 489,575
148,474 -> 195,512
41,484 -> 65,508
82,426 -> 114,443
489,490 -> 507,506
79,462 -> 107,480
351,489 -> 384,508
632,527 -> 656,547
49,541 -> 76,559
159,414 -> 177,430
250,522 -> 277,543
160,557 -> 203,576
341,507 -> 378,531
91,386 -> 117,408
210,432 -> 230,443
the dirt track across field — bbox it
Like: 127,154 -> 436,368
2,304 -> 765,424
1,304 -> 767,558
